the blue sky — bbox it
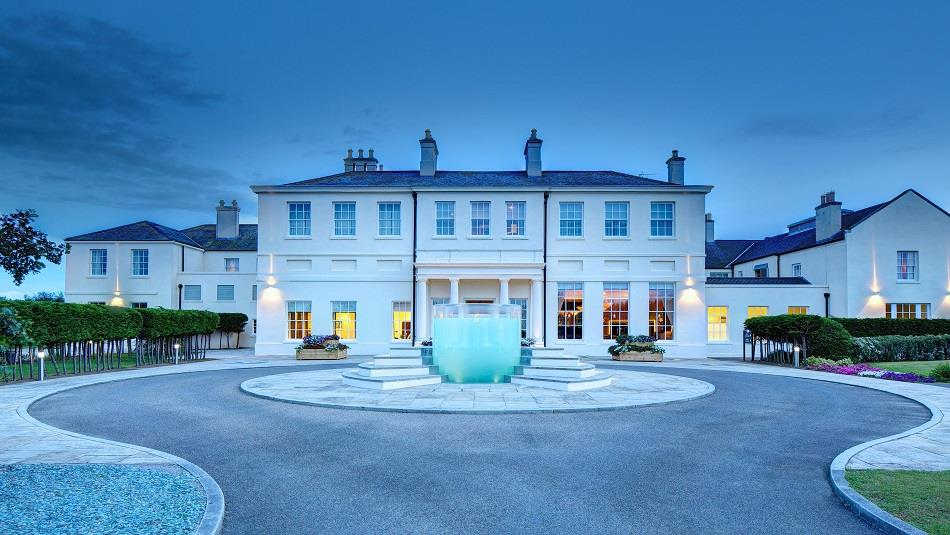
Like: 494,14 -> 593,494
2,1 -> 949,297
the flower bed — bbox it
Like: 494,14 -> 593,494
806,362 -> 935,383
296,334 -> 348,360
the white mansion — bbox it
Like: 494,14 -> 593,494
64,130 -> 950,357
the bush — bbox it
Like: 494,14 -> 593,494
804,356 -> 853,367
217,312 -> 248,333
853,335 -> 950,363
137,308 -> 218,339
932,363 -> 950,383
830,318 -> 950,337
745,314 -> 854,357
0,307 -> 31,349
608,334 -> 664,356
299,334 -> 347,351
3,300 -> 142,346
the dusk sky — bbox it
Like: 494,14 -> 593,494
2,1 -> 949,297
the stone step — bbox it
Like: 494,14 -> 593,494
528,347 -> 565,357
527,356 -> 581,367
341,371 -> 443,390
357,363 -> 438,378
507,373 -> 613,392
373,356 -> 423,366
516,363 -> 598,379
389,346 -> 422,357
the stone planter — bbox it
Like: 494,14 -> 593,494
296,348 -> 347,360
612,351 -> 663,362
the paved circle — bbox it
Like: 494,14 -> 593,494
30,364 -> 931,535
239,368 -> 715,413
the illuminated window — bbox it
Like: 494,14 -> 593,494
747,306 -> 769,318
378,202 -> 401,236
506,201 -> 525,236
559,202 -> 583,237
90,249 -> 107,276
604,202 -> 629,237
557,283 -> 583,339
792,263 -> 802,277
392,301 -> 411,340
217,285 -> 235,301
333,202 -> 357,236
707,306 -> 728,341
602,282 -> 629,339
286,301 -> 311,340
471,201 -> 491,236
886,303 -> 929,319
435,201 -> 455,236
131,249 -> 149,276
649,282 -> 675,340
288,202 -> 311,236
787,306 -> 809,315
183,285 -> 201,301
650,202 -> 674,237
332,301 -> 357,339
510,298 -> 528,338
225,258 -> 239,272
896,251 -> 918,281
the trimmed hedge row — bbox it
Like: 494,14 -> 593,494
853,335 -> 950,362
830,318 -> 950,337
3,300 -> 143,346
138,308 -> 219,339
745,314 -> 854,357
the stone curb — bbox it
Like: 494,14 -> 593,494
239,373 -> 716,414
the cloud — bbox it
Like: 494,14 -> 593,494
0,14 -> 242,211
738,108 -> 925,140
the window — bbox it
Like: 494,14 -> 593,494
648,282 -> 675,340
753,264 -> 769,278
709,272 -> 730,278
253,319 -> 257,334
602,282 -> 629,339
707,306 -> 728,342
183,285 -> 201,301
90,249 -> 107,276
470,201 -> 491,236
378,202 -> 401,236
506,201 -> 525,236
131,249 -> 149,276
559,202 -> 583,237
225,258 -> 239,272
435,201 -> 456,236
288,202 -> 311,236
287,301 -> 311,339
604,202 -> 629,237
792,263 -> 802,277
650,202 -> 674,237
557,283 -> 583,340
738,270 -> 744,277
747,306 -> 769,318
217,285 -> 235,301
334,202 -> 357,236
131,302 -> 147,309
787,306 -> 809,315
251,285 -> 257,301
332,301 -> 357,339
88,301 -> 106,305
392,301 -> 411,340
897,251 -> 918,281
510,298 -> 529,338
886,303 -> 930,319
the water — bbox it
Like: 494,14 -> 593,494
432,305 -> 521,384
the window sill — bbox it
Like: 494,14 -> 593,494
502,235 -> 529,240
707,341 -> 732,345
648,236 -> 677,240
431,235 -> 457,240
216,300 -> 235,303
375,235 -> 403,240
896,280 -> 920,284
466,235 -> 492,240
130,275 -> 150,279
329,235 -> 357,240
87,275 -> 108,279
286,236 -> 312,240
183,300 -> 202,303
602,236 -> 631,241
556,236 -> 584,240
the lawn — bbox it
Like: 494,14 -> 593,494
846,469 -> 949,535
876,360 -> 949,376
1,354 -> 206,384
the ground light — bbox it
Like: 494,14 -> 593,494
37,349 -> 46,381
173,343 -> 180,364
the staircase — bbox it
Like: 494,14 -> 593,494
507,347 -> 613,391
341,346 -> 444,390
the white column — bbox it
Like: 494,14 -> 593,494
415,278 -> 428,341
449,277 -> 460,304
498,277 -> 510,305
531,278 -> 544,345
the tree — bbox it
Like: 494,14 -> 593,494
25,291 -> 65,302
0,210 -> 69,286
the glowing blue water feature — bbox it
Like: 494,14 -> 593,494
432,303 -> 521,383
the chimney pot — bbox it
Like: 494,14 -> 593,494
358,148 -> 364,158
347,148 -> 353,158
419,129 -> 438,176
215,199 -> 240,239
666,149 -> 685,185
368,148 -> 374,159
705,213 -> 715,243
524,128 -> 543,177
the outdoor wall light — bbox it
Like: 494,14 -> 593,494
685,276 -> 695,287
266,275 -> 277,286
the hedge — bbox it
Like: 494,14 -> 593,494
853,335 -> 950,363
217,313 -> 248,333
3,300 -> 143,346
745,314 -> 854,357
137,308 -> 219,339
830,318 -> 950,337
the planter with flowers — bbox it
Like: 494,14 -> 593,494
608,334 -> 665,362
296,334 -> 349,360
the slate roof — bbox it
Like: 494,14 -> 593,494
66,221 -> 203,248
283,170 -> 679,188
705,240 -> 756,269
705,277 -> 812,285
180,224 -> 258,251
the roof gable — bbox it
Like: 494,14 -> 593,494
66,221 -> 203,248
180,224 -> 258,251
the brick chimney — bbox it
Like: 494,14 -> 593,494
524,128 -> 542,177
419,129 -> 438,177
705,213 -> 715,243
215,200 -> 240,239
815,191 -> 842,242
343,148 -> 378,172
666,149 -> 685,185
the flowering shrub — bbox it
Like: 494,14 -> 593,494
806,362 -> 935,383
608,334 -> 664,356
299,334 -> 348,351
521,337 -> 536,347
804,356 -> 853,367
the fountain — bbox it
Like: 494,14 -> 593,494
432,303 -> 520,383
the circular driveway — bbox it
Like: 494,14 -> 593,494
30,364 -> 929,534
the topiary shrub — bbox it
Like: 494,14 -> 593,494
744,314 -> 854,358
932,363 -> 950,383
830,318 -> 950,337
852,335 -> 950,362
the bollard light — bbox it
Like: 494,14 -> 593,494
173,343 -> 180,365
37,349 -> 46,381
793,345 -> 801,368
